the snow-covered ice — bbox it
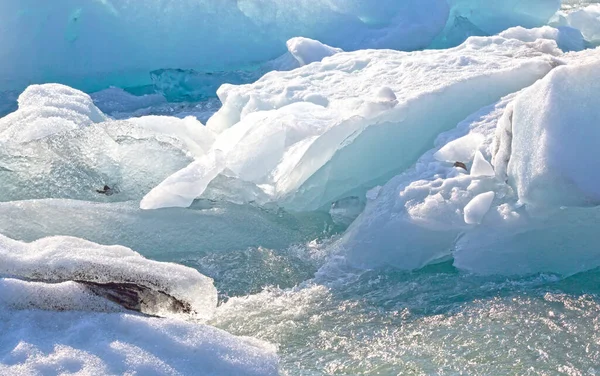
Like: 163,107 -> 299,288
144,35 -> 560,212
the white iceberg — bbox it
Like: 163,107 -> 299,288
144,35 -> 560,212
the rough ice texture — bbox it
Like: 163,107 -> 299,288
0,84 -> 106,143
332,47 -> 600,275
499,26 -> 586,52
0,308 -> 278,376
0,234 -> 217,319
497,58 -> 600,209
334,94 -> 516,270
0,84 -> 217,202
145,36 -> 560,212
0,0 -> 449,92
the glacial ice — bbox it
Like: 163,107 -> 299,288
335,94 -> 515,270
145,35 -> 560,212
334,44 -> 600,275
432,0 -> 561,47
0,234 -> 217,318
498,57 -> 600,209
1,0 -> 448,92
499,26 -> 586,52
0,84 -> 219,202
553,4 -> 600,44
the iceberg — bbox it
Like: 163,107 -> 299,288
1,0 -> 448,92
334,45 -> 600,276
144,35 -> 560,212
334,94 -> 516,270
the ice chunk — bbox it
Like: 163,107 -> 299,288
564,4 -> 600,43
140,150 -> 225,210
1,0 -> 448,92
434,133 -> 485,163
463,191 -> 495,225
331,95 -> 516,270
498,56 -> 600,209
90,87 -> 166,115
499,26 -> 586,52
0,84 -> 106,143
0,308 -> 278,375
286,37 -> 343,66
442,0 -> 561,38
0,234 -> 217,319
150,36 -> 558,211
0,84 -> 219,202
470,150 -> 495,177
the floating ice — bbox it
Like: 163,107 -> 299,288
557,4 -> 600,44
0,199 -> 331,260
145,36 -> 559,211
333,95 -> 515,270
433,0 -> 561,47
0,234 -> 217,318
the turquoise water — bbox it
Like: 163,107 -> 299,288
203,251 -> 600,375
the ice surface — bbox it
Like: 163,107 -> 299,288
146,36 -> 559,212
0,84 -> 220,202
0,308 -> 278,376
332,46 -> 600,275
499,26 -> 586,52
0,199 -> 332,260
497,57 -> 600,209
1,0 -> 448,92
0,234 -> 217,318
